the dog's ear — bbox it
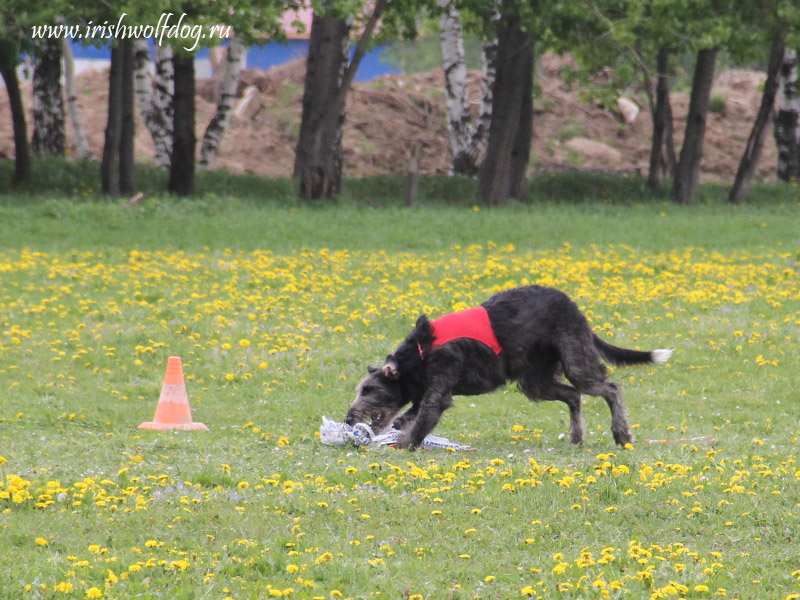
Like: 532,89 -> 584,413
414,314 -> 435,348
381,354 -> 399,379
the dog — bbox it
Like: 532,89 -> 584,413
345,285 -> 672,449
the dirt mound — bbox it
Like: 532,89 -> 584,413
0,56 -> 779,183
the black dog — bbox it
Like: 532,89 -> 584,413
345,285 -> 671,449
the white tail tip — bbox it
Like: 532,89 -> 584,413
651,349 -> 673,364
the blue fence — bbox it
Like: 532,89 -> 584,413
70,39 -> 400,82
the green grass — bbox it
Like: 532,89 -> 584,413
1,161 -> 799,599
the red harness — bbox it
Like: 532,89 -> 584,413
419,306 -> 502,357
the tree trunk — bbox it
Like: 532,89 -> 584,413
199,35 -> 246,170
134,39 -> 172,168
154,42 -> 175,167
775,48 -> 800,181
478,15 -> 534,206
31,37 -> 66,156
729,35 -> 785,205
440,0 -> 499,176
647,46 -> 673,190
671,47 -> 718,205
508,39 -> 533,201
119,40 -> 135,194
664,86 -> 677,175
0,40 -> 31,185
294,0 -> 388,200
168,55 -> 196,196
438,0 -> 472,174
405,141 -> 421,206
102,45 -> 123,195
62,38 -> 91,158
467,6 -> 500,174
102,41 -> 135,195
293,14 -> 349,199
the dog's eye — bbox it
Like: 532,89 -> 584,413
360,385 -> 374,395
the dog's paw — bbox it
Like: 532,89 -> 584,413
612,428 -> 634,446
395,432 -> 420,451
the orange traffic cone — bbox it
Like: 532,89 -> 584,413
139,356 -> 208,431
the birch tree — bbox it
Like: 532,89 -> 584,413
197,1 -> 288,171
438,0 -> 499,175
729,34 -> 785,204
62,38 -> 91,159
31,37 -> 66,156
133,40 -> 172,168
438,0 -> 471,173
198,35 -> 247,169
162,1 -> 284,195
775,47 -> 800,181
153,43 -> 175,165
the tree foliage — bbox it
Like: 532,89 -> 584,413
6,0 -> 800,200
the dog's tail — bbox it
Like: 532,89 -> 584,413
592,334 -> 673,366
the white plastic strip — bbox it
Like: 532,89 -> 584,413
319,416 -> 471,451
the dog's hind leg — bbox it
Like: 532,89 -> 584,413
518,374 -> 584,444
595,381 -> 633,446
518,347 -> 584,444
556,335 -> 633,445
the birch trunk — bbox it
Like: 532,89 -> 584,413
61,39 -> 91,158
671,47 -> 718,205
31,38 -> 66,156
468,7 -> 500,172
199,35 -> 246,170
134,39 -> 172,168
438,0 -> 471,174
439,0 -> 499,176
153,42 -> 174,167
729,35 -> 785,204
775,48 -> 800,182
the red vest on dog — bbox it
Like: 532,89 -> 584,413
428,306 -> 503,355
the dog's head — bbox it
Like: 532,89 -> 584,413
345,355 -> 407,433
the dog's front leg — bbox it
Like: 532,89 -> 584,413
396,389 -> 453,450
392,402 -> 419,430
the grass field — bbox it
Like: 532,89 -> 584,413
1,165 -> 799,599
